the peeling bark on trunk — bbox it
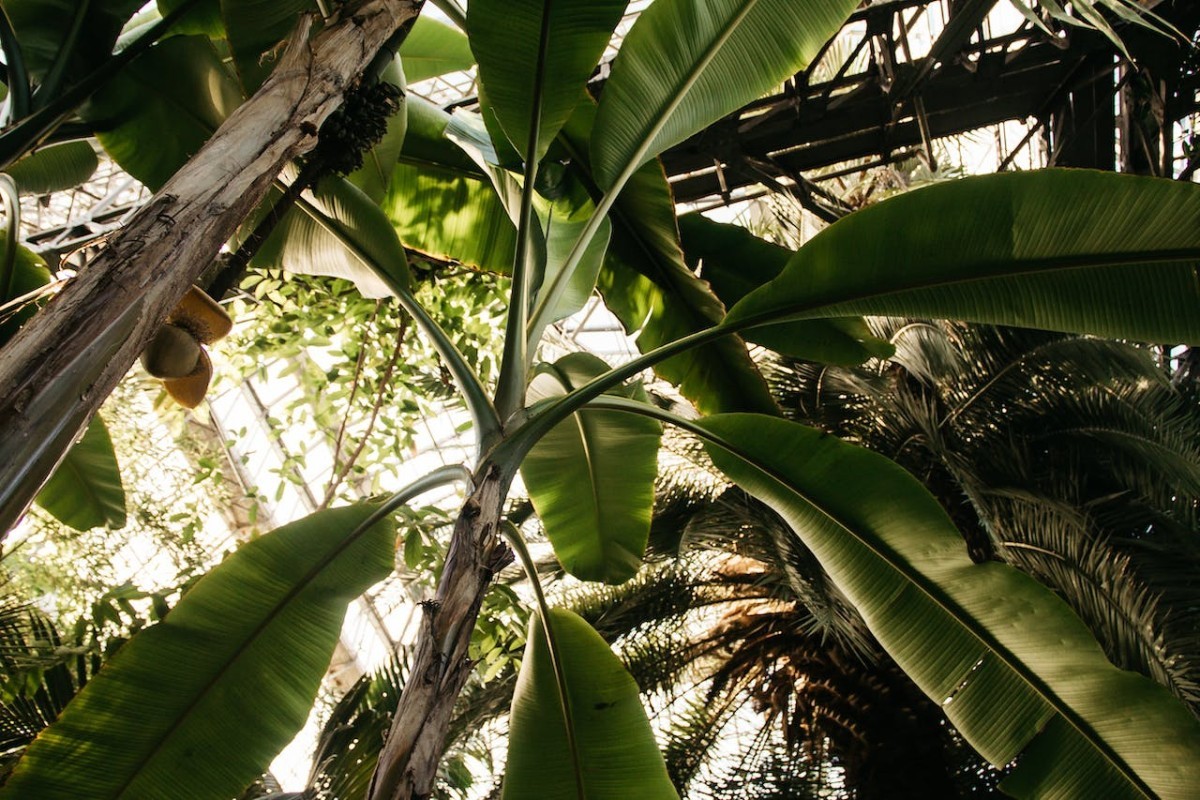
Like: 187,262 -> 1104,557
0,0 -> 423,533
369,467 -> 514,800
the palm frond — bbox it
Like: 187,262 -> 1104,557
981,491 -> 1200,711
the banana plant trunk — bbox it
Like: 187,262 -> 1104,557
0,0 -> 424,534
369,466 -> 513,800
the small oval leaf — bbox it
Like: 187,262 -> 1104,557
6,141 -> 98,195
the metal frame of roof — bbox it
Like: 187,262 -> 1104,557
659,0 -> 1200,207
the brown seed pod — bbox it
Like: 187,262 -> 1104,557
168,285 -> 232,344
163,348 -> 213,409
140,323 -> 201,379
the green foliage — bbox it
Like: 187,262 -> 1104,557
678,212 -> 894,364
226,267 -> 506,506
397,15 -> 475,83
591,0 -> 859,189
347,61 -> 408,202
383,98 -> 519,274
469,0 -> 626,164
0,234 -> 52,341
34,416 -> 125,531
252,172 -> 413,297
503,608 -> 677,799
0,503 -> 396,800
6,379 -> 244,623
726,170 -> 1200,346
0,243 -> 127,535
222,0 -> 316,93
3,2 -> 1200,798
1,0 -> 143,86
4,141 -> 97,195
560,102 -> 777,415
0,578 -> 183,779
772,320 -> 1200,711
520,353 -> 662,584
699,413 -> 1200,798
156,0 -> 225,37
86,34 -> 242,190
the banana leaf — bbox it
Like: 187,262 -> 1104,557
0,503 -> 396,800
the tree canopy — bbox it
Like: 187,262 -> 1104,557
0,1 -> 1199,799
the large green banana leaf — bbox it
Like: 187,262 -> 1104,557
86,34 -> 242,190
697,413 -> 1200,799
503,608 -> 678,799
384,161 -> 519,275
381,98 -> 518,273
5,141 -> 98,195
521,353 -> 661,584
252,171 -> 412,297
469,0 -> 626,163
2,0 -> 143,84
34,415 -> 125,531
0,503 -> 396,800
678,213 -> 893,364
558,102 -> 776,415
725,170 -> 1200,345
397,15 -> 475,83
400,96 -> 488,176
590,0 -> 859,191
677,212 -> 793,306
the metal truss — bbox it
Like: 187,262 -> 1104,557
660,0 -> 1200,206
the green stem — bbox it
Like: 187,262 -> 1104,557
526,179 -> 614,348
0,7 -> 31,121
499,520 -> 586,800
495,0 -> 554,420
392,279 -> 503,455
207,160 -> 326,301
0,174 -> 20,298
430,0 -> 468,31
493,324 -> 724,469
0,0 -> 205,170
352,464 -> 475,537
494,163 -> 538,420
33,0 -> 90,111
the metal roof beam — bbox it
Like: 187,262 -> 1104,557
888,0 -> 1002,103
